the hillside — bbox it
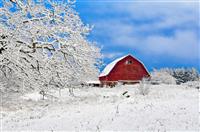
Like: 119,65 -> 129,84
1,84 -> 199,131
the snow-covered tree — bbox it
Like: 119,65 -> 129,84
150,69 -> 176,85
0,0 -> 101,96
172,68 -> 199,84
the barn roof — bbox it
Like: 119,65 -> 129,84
99,54 -> 149,77
99,55 -> 129,77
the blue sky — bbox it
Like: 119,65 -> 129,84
75,0 -> 199,71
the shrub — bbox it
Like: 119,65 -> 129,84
138,77 -> 150,95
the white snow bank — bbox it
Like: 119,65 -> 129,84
86,80 -> 101,84
2,84 -> 199,131
181,81 -> 200,89
21,92 -> 46,101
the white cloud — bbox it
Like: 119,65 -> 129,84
103,52 -> 124,59
88,1 -> 199,60
141,30 -> 199,59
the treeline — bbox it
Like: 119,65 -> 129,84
151,68 -> 199,85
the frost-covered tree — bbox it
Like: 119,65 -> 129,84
0,0 -> 101,96
172,68 -> 199,84
150,69 -> 176,85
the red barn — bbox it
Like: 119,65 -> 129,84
99,54 -> 150,86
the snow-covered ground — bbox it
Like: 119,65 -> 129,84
1,84 -> 199,131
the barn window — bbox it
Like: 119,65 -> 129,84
126,60 -> 133,65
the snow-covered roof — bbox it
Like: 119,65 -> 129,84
99,54 -> 150,77
99,55 -> 129,77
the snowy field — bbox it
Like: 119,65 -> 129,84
1,84 -> 199,131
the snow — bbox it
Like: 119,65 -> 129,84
181,81 -> 200,89
21,92 -> 46,101
1,84 -> 199,131
99,55 -> 129,77
86,80 -> 101,84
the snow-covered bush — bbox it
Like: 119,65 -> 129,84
0,0 -> 101,98
150,69 -> 176,85
138,77 -> 150,95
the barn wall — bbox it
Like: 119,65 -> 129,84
99,55 -> 150,82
